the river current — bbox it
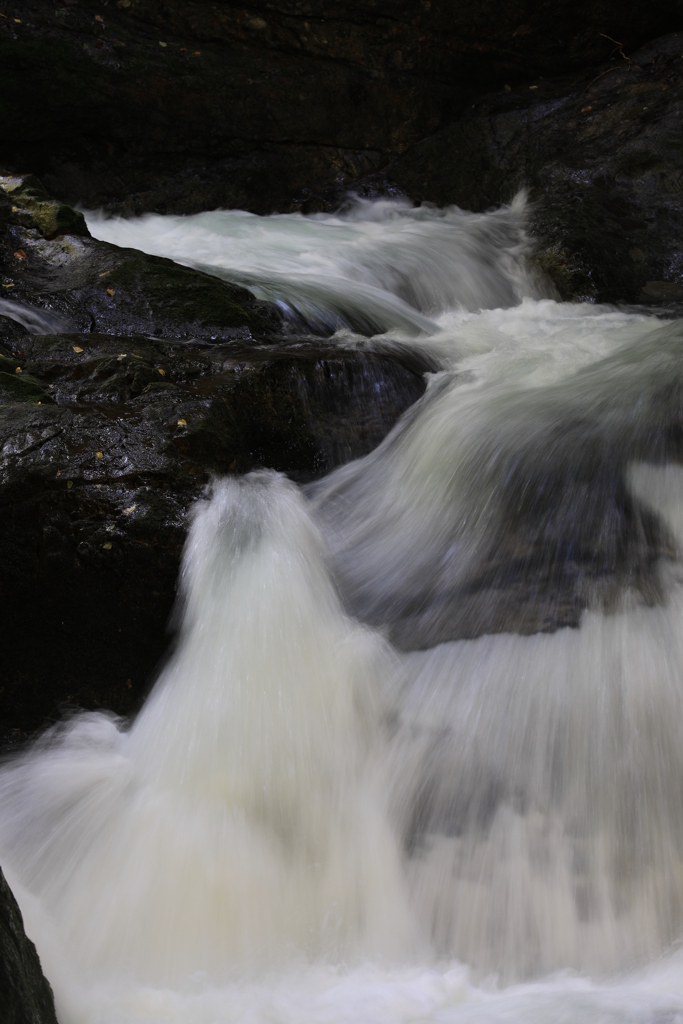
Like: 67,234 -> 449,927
3,196 -> 683,1023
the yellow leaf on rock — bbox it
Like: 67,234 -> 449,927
2,283 -> 14,289
73,345 -> 84,353
102,542 -> 113,550
158,368 -> 166,376
95,14 -> 104,22
96,451 -> 103,459
15,367 -> 21,374
67,480 -> 74,489
177,418 -> 187,426
159,40 -> 167,47
123,504 -> 136,514
107,288 -> 115,297
14,249 -> 26,260
99,271 -> 110,277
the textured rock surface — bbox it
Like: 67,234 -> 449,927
0,180 -> 427,742
0,0 -> 681,214
0,174 -> 280,339
0,867 -> 58,1024
379,33 -> 683,304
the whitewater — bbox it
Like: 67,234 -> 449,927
3,195 -> 683,1024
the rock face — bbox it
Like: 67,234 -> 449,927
1,0 -> 681,214
379,33 -> 683,305
0,867 -> 58,1024
0,178 -> 426,743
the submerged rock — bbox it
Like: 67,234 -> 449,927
0,867 -> 58,1024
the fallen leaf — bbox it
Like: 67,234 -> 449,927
107,287 -> 115,297
102,542 -> 113,550
2,283 -> 14,289
57,469 -> 61,477
95,14 -> 104,21
125,678 -> 132,688
177,418 -> 187,426
73,345 -> 84,353
99,270 -> 110,277
180,47 -> 187,52
14,367 -> 21,374
14,249 -> 26,259
503,84 -> 511,92
581,104 -> 592,113
96,451 -> 103,459
117,353 -> 127,361
67,480 -> 74,489
14,18 -> 21,23
117,0 -> 131,7
529,84 -> 538,90
192,51 -> 201,55
123,503 -> 136,514
158,368 -> 166,376
159,40 -> 167,47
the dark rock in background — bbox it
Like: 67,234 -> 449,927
0,0 -> 681,214
368,33 -> 683,304
0,866 -> 58,1024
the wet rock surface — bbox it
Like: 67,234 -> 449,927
374,33 -> 683,305
0,866 -> 58,1024
1,0 -> 681,214
0,180 -> 426,743
0,175 -> 280,339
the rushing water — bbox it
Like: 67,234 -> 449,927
4,197 -> 683,1023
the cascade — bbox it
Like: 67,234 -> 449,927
3,196 -> 683,1023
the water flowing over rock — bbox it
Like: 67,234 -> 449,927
369,33 -> 683,305
0,179 -> 426,742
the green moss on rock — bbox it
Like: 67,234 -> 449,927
0,372 -> 50,405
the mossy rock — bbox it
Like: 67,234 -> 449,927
1,174 -> 89,240
0,372 -> 50,405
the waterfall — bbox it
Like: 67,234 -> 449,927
3,195 -> 683,1023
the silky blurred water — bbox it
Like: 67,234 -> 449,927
1,196 -> 683,1024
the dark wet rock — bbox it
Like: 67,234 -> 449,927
0,176 -> 280,340
0,326 -> 425,742
376,33 -> 683,305
0,866 -> 58,1024
1,0 -> 681,214
0,177 -> 426,741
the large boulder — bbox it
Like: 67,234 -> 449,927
0,867 -> 58,1024
1,0 -> 681,214
0,180 -> 427,743
380,33 -> 683,305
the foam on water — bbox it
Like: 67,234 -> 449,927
86,194 -> 540,335
3,198 -> 683,1022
